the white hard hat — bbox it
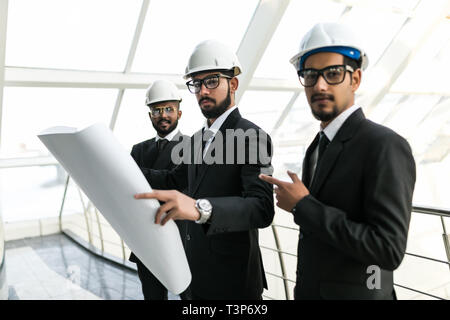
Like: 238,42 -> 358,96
184,40 -> 242,79
145,79 -> 182,106
290,23 -> 368,71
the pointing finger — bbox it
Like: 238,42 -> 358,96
135,189 -> 168,201
287,170 -> 301,183
259,174 -> 284,187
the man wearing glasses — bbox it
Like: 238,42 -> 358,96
260,23 -> 416,299
129,79 -> 189,300
134,40 -> 274,300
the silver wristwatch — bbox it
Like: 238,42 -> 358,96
195,199 -> 212,224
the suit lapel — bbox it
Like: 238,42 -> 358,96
190,108 -> 242,196
310,140 -> 343,194
152,132 -> 182,168
145,139 -> 159,168
310,108 -> 366,195
189,129 -> 204,196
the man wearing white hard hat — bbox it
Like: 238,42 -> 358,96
260,23 -> 416,300
129,79 -> 189,300
135,40 -> 274,299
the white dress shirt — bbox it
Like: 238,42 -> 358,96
310,105 -> 361,180
155,128 -> 180,142
202,105 -> 238,157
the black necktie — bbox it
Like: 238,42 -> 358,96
157,139 -> 168,153
195,129 -> 214,179
317,131 -> 330,163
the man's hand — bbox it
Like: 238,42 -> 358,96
259,171 -> 310,212
134,190 -> 199,225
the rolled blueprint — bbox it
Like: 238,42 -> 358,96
38,123 -> 191,294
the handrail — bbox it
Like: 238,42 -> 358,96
412,205 -> 450,218
271,225 -> 291,299
58,176 -> 450,300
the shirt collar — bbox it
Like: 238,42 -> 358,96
155,128 -> 179,142
204,105 -> 238,134
321,105 -> 360,142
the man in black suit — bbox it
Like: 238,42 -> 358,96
129,79 -> 189,300
134,40 -> 274,300
260,23 -> 416,300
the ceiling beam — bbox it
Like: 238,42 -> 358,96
6,66 -> 450,97
271,91 -> 300,136
235,0 -> 290,103
0,0 -> 8,148
358,0 -> 450,114
3,66 -> 302,91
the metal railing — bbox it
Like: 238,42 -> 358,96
58,176 -> 450,300
261,205 -> 450,300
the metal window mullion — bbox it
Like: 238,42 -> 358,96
77,187 -> 93,245
94,208 -> 104,253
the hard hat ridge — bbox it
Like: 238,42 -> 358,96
290,22 -> 368,71
145,79 -> 182,106
184,39 -> 242,79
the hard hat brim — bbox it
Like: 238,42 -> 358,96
290,45 -> 368,71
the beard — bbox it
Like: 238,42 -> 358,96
310,93 -> 339,122
198,85 -> 231,119
152,118 -> 178,136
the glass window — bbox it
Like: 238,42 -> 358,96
239,90 -> 294,133
254,0 -> 346,79
1,87 -> 116,157
382,94 -> 442,141
5,0 -> 142,71
339,6 -> 408,66
0,166 -> 82,222
131,0 -> 258,74
391,19 -> 450,93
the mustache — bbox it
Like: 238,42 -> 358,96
311,93 -> 334,103
199,97 -> 216,105
157,119 -> 171,125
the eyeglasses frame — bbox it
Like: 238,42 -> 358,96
297,64 -> 355,87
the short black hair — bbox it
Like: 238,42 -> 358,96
343,55 -> 362,71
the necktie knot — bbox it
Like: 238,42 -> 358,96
157,138 -> 168,152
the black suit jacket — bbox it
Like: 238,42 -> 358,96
142,108 -> 275,299
293,108 -> 416,300
129,131 -> 186,263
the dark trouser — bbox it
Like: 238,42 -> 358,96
136,259 -> 190,300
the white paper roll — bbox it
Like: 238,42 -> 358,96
38,123 -> 191,294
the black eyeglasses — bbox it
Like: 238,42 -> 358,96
297,65 -> 354,87
149,106 -> 176,118
186,74 -> 232,94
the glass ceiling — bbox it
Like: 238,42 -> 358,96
1,0 -> 450,220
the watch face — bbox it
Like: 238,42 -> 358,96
199,199 -> 212,211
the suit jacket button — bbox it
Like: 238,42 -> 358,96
186,234 -> 191,241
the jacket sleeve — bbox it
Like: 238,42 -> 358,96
293,134 -> 416,271
140,164 -> 188,191
130,144 -> 139,164
205,131 -> 275,234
